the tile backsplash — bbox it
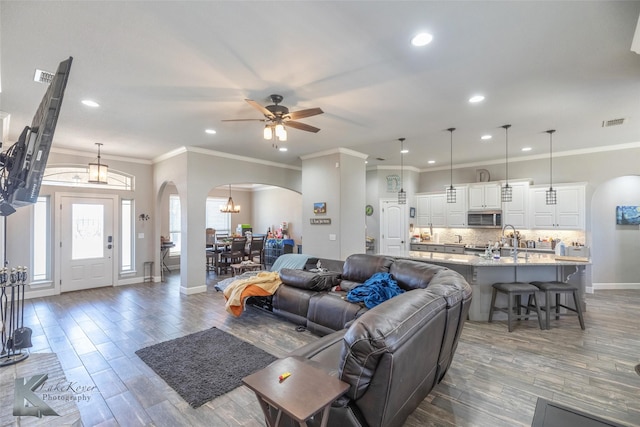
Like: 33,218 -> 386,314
413,227 -> 586,247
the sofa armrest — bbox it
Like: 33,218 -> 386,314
279,268 -> 340,291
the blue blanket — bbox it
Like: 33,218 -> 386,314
346,272 -> 405,309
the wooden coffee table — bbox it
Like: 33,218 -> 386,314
242,356 -> 349,427
230,262 -> 262,276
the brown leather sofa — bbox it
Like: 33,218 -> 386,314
267,253 -> 472,427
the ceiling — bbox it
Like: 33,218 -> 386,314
1,1 -> 639,170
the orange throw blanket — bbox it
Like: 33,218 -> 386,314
223,271 -> 282,316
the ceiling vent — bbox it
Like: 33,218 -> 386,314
601,118 -> 626,127
33,69 -> 54,84
376,157 -> 385,161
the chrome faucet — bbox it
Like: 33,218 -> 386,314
502,224 -> 518,261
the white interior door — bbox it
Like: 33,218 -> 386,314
380,200 -> 406,255
59,196 -> 114,292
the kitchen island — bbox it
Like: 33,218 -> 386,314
397,251 -> 591,322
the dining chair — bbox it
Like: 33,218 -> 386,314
246,235 -> 266,268
206,228 -> 217,272
219,237 -> 247,274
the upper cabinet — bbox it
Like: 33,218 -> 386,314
416,193 -> 446,228
502,181 -> 530,229
468,183 -> 501,210
445,186 -> 467,227
529,184 -> 585,230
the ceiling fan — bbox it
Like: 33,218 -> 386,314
223,94 -> 323,140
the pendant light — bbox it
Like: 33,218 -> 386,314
220,184 -> 241,213
88,143 -> 108,184
545,129 -> 557,205
398,137 -> 407,204
446,128 -> 456,203
501,124 -> 512,202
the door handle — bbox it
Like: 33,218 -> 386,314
107,244 -> 112,249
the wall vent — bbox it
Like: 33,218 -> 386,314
601,118 -> 626,127
33,69 -> 54,84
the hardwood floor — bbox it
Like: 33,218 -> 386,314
15,272 -> 640,427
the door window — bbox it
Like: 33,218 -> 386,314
72,203 -> 104,260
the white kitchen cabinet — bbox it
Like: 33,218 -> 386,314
445,186 -> 467,227
529,184 -> 585,229
502,181 -> 529,228
416,193 -> 446,228
468,183 -> 501,210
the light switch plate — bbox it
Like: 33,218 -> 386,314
138,233 -> 144,239
329,234 -> 336,241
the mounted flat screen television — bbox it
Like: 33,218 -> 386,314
616,205 -> 640,225
0,57 -> 73,216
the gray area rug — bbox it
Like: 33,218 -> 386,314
135,327 -> 277,408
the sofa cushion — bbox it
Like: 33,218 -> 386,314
307,293 -> 367,336
340,254 -> 394,291
279,269 -> 340,292
390,258 -> 448,291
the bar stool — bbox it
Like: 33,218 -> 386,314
488,282 -> 544,332
530,281 -> 585,330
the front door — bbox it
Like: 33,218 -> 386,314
59,196 -> 114,292
380,200 -> 406,255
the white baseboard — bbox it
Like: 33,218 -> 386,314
24,288 -> 58,300
592,282 -> 640,290
180,284 -> 207,295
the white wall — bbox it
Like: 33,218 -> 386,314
591,175 -> 640,287
251,187 -> 302,244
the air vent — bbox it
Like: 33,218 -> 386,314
376,157 -> 385,161
601,118 -> 626,127
33,69 -> 54,84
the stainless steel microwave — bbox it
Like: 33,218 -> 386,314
467,210 -> 502,228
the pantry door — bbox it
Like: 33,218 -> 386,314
59,195 -> 115,292
380,199 -> 406,255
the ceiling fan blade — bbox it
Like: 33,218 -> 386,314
221,118 -> 266,122
287,108 -> 324,120
245,99 -> 275,118
286,121 -> 321,133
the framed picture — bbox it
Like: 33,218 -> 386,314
409,207 -> 416,218
313,202 -> 327,214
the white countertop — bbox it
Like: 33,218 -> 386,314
399,251 -> 591,267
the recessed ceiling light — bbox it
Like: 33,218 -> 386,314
469,95 -> 485,103
81,100 -> 100,107
481,134 -> 492,140
205,129 -> 216,134
279,147 -> 287,152
411,32 -> 433,47
428,160 -> 436,164
521,147 -> 532,152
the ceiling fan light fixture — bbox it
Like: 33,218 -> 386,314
263,125 -> 273,140
276,125 -> 287,141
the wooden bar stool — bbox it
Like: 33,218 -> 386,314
488,282 -> 544,332
530,281 -> 585,330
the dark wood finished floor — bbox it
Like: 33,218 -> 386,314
17,272 -> 640,427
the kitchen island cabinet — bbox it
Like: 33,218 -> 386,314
397,251 -> 591,322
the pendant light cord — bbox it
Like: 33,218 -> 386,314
447,128 -> 456,188
547,129 -> 556,187
502,124 -> 511,184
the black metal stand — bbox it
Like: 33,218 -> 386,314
1,268 -> 31,367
